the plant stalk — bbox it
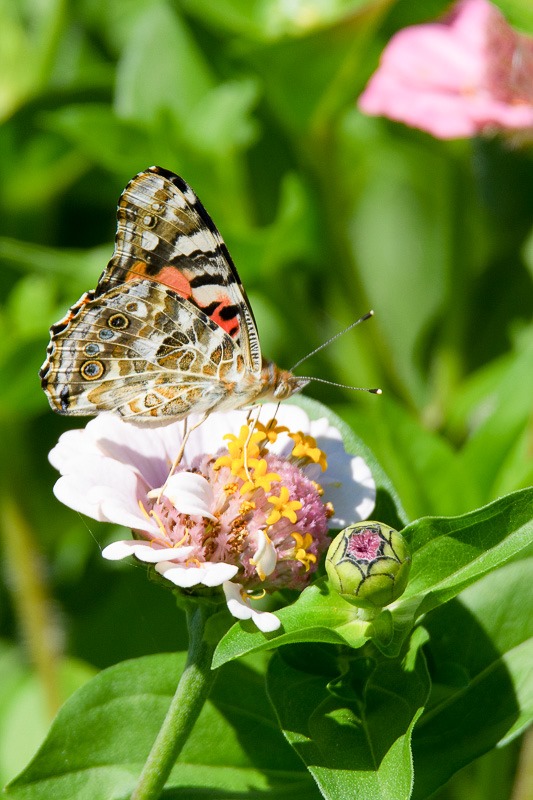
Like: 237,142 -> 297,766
130,603 -> 217,800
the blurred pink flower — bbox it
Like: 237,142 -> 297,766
50,405 -> 375,632
358,0 -> 533,139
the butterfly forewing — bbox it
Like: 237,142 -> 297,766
96,167 -> 261,374
41,166 -> 302,422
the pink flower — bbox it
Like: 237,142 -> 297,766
358,0 -> 533,139
49,405 -> 375,632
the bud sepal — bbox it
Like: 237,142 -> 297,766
326,521 -> 411,611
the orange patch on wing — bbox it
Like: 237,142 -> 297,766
209,296 -> 240,337
125,262 -> 192,300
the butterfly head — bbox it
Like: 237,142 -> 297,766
259,361 -> 310,403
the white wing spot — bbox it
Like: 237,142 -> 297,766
141,231 -> 159,251
175,230 -> 214,256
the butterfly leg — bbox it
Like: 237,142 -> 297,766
243,405 -> 264,481
157,412 -> 209,500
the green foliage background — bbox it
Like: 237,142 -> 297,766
0,1 -> 531,798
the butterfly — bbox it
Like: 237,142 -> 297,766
40,166 -> 309,423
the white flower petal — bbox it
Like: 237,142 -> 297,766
223,582 -> 281,632
250,531 -> 277,579
155,561 -> 238,587
102,541 -> 194,563
149,472 -> 217,521
322,453 -> 376,527
252,608 -> 282,633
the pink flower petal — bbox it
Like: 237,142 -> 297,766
53,456 -> 157,533
358,0 -> 533,139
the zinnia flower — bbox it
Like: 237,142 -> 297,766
358,0 -> 533,139
49,404 -> 375,632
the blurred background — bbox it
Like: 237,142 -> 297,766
0,0 -> 531,796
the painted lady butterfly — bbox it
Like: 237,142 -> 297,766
40,166 -> 308,422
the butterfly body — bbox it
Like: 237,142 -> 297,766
40,167 -> 307,422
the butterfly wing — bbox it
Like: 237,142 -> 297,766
40,166 -> 264,420
97,166 -> 261,374
40,279 -> 252,421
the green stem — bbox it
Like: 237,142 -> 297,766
130,603 -> 218,800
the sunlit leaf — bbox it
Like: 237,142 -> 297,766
412,558 -> 533,798
267,626 -> 430,800
5,653 -> 316,800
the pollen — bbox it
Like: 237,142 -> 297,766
240,459 -> 281,494
224,425 -> 265,458
289,432 -> 328,471
214,424 -> 267,478
254,418 -> 289,445
266,486 -> 302,525
290,532 -> 317,572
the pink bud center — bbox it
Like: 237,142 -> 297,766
346,530 -> 381,561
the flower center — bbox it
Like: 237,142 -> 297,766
144,418 -> 332,591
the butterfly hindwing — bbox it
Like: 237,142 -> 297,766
41,280 -> 248,420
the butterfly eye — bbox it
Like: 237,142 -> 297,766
80,360 -> 105,380
108,313 -> 129,330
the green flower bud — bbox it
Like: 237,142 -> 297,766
326,521 -> 411,610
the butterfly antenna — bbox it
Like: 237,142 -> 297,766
298,376 -> 382,395
290,311 -> 375,371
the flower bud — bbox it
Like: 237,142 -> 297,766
326,521 -> 411,609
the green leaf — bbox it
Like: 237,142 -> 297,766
456,328 -> 533,501
181,0 -> 389,41
183,78 -> 260,156
402,487 -> 533,612
492,1 -> 533,34
248,2 -> 393,136
6,653 -> 316,800
412,558 -> 533,799
0,0 -> 67,120
267,626 -> 430,800
0,237 -> 109,288
350,140 -> 453,406
213,580 -> 375,669
114,2 -> 213,126
380,488 -> 533,657
43,105 -> 179,178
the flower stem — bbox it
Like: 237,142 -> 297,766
130,603 -> 217,800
